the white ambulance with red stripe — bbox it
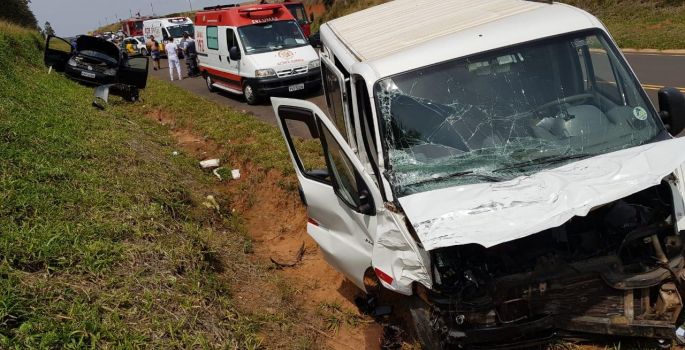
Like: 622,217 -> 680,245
194,4 -> 321,105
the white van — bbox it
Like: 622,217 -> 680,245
194,4 -> 320,104
143,17 -> 194,47
272,0 -> 685,347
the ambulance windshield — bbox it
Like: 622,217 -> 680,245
238,20 -> 308,54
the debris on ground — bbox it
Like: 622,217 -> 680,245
270,242 -> 305,269
355,295 -> 392,318
200,158 -> 220,169
212,167 -> 229,181
231,169 -> 241,179
202,195 -> 220,212
172,151 -> 179,156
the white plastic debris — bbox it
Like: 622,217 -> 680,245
231,169 -> 241,179
200,159 -> 220,169
172,151 -> 179,156
212,167 -> 225,181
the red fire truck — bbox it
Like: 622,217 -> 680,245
282,1 -> 312,37
121,17 -> 151,37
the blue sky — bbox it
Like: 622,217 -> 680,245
30,0 -> 243,36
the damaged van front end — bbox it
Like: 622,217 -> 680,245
368,29 -> 685,347
387,140 -> 685,347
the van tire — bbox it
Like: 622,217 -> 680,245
408,298 -> 444,350
205,75 -> 216,93
243,82 -> 259,105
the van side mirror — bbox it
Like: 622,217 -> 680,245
229,46 -> 241,60
658,87 -> 685,136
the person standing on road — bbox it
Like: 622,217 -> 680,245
181,32 -> 198,77
146,35 -> 161,71
165,39 -> 182,81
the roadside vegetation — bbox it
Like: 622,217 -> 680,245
0,20 -> 334,348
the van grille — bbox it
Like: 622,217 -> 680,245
276,66 -> 308,78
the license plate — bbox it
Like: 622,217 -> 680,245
81,71 -> 96,78
288,83 -> 304,92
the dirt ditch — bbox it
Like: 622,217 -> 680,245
145,109 -> 387,349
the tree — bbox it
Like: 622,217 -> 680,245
0,0 -> 38,28
42,21 -> 55,37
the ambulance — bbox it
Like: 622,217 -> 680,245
143,17 -> 194,48
194,4 -> 320,104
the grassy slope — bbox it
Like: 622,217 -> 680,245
310,0 -> 685,50
0,21 -> 318,349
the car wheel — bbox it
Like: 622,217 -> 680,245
140,48 -> 148,56
205,75 -> 216,93
243,82 -> 260,105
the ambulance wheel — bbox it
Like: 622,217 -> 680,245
243,83 -> 260,105
205,75 -> 216,93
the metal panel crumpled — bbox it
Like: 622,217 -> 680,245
398,137 -> 685,250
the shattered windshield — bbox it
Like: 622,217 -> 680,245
375,31 -> 664,197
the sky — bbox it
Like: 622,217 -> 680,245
30,0 -> 243,37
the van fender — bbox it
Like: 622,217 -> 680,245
372,209 -> 431,295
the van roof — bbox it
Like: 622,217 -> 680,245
325,0 -> 599,63
194,3 -> 295,27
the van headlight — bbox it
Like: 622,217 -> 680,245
255,69 -> 276,78
308,59 -> 320,69
67,58 -> 77,67
104,68 -> 117,76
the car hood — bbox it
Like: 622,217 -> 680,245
76,36 -> 120,60
249,45 -> 318,72
398,137 -> 685,251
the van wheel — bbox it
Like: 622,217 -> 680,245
243,82 -> 260,105
408,298 -> 444,350
205,75 -> 216,93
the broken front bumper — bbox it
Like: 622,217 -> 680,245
423,255 -> 685,347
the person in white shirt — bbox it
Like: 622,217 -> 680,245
165,39 -> 182,81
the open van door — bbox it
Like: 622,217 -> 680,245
119,56 -> 149,89
44,35 -> 72,71
272,97 -> 383,291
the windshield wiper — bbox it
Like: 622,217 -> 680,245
494,153 -> 593,173
409,171 -> 503,186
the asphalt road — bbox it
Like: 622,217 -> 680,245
148,51 -> 685,129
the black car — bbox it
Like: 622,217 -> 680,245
44,35 -> 148,89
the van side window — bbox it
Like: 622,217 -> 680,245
207,26 -> 219,50
320,126 -> 365,210
226,28 -> 237,50
321,62 -> 348,141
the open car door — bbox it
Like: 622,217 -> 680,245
44,35 -> 72,71
119,56 -> 149,89
272,97 -> 384,291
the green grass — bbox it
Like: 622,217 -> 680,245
0,22 -> 319,348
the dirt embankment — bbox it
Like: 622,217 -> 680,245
146,109 -> 387,349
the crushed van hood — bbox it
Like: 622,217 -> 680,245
398,137 -> 685,251
76,35 -> 120,60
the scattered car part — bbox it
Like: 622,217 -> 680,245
199,159 -> 220,169
92,83 -> 140,110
